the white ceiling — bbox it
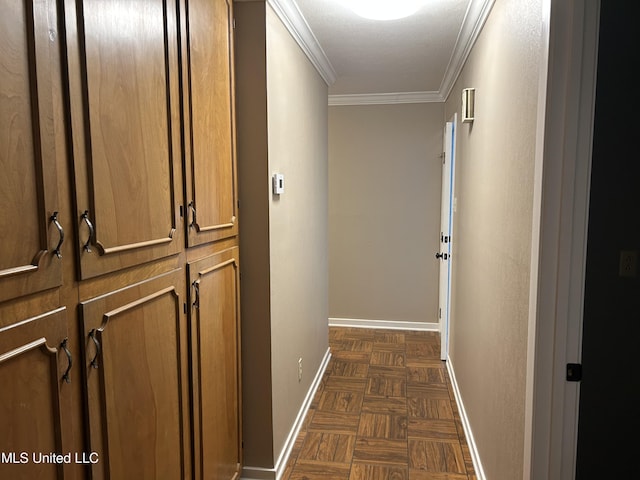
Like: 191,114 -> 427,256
294,0 -> 472,97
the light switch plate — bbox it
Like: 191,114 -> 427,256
272,173 -> 284,195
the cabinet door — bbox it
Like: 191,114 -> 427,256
0,0 -> 63,302
181,0 -> 238,247
80,270 -> 191,479
64,0 -> 184,279
0,307 -> 72,480
188,247 -> 241,479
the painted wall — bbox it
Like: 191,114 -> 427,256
266,4 -> 329,464
235,0 -> 329,474
443,0 -> 544,478
328,103 -> 443,326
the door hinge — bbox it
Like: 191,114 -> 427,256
233,18 -> 236,29
566,363 -> 582,382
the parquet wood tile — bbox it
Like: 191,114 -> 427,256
353,437 -> 408,465
282,327 -> 477,480
361,395 -> 408,414
407,366 -> 447,384
408,418 -> 459,440
324,376 -> 367,392
409,439 -> 466,474
330,359 -> 370,377
407,383 -> 451,399
357,412 -> 408,440
287,461 -> 351,480
318,390 -> 364,413
370,350 -> 406,367
298,431 -> 356,463
408,397 -> 455,420
350,462 -> 408,480
308,411 -> 360,434
366,375 -> 407,397
332,350 -> 372,364
373,331 -> 406,344
406,341 -> 440,359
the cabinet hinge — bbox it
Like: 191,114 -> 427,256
233,18 -> 236,29
566,363 -> 582,382
183,302 -> 187,314
179,205 -> 184,218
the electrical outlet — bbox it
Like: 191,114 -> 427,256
619,250 -> 638,277
298,358 -> 303,382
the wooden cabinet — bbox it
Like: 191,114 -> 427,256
180,0 -> 239,247
0,307 -> 72,480
0,0 -> 63,302
80,270 -> 191,480
188,247 -> 242,480
1,0 -> 241,478
64,0 -> 184,280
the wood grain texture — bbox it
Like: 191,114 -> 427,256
0,0 -> 62,302
188,247 -> 242,480
67,0 -> 184,279
283,327 -> 476,480
80,270 -> 191,480
182,0 -> 238,245
0,308 -> 71,480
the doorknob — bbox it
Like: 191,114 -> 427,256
435,252 -> 449,260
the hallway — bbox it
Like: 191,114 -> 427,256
282,327 -> 477,479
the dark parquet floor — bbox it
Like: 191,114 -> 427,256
282,327 -> 478,480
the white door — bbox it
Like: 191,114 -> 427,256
437,119 -> 455,361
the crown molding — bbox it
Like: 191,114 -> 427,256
439,0 -> 496,100
328,91 -> 444,106
266,0 -> 337,86
326,0 -> 495,106
260,0 -> 494,103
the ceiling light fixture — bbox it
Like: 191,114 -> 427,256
346,0 -> 425,21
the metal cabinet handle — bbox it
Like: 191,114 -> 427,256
81,210 -> 94,252
89,329 -> 101,369
188,202 -> 197,229
192,281 -> 200,309
61,338 -> 72,383
50,211 -> 64,259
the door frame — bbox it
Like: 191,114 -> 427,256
524,0 -> 600,478
438,115 -> 457,361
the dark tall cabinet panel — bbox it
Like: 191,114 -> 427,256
1,0 -> 241,477
181,0 -> 238,247
65,0 -> 184,280
0,308 -> 72,480
80,270 -> 191,480
188,247 -> 242,480
0,0 -> 63,302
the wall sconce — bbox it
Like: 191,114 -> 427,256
462,88 -> 475,123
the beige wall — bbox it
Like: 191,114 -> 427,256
266,5 -> 329,461
235,0 -> 329,473
443,0 -> 544,478
328,103 -> 443,325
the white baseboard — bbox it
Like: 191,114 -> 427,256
241,347 -> 332,480
329,317 -> 439,332
446,355 -> 487,480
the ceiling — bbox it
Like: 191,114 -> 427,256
294,0 -> 472,98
